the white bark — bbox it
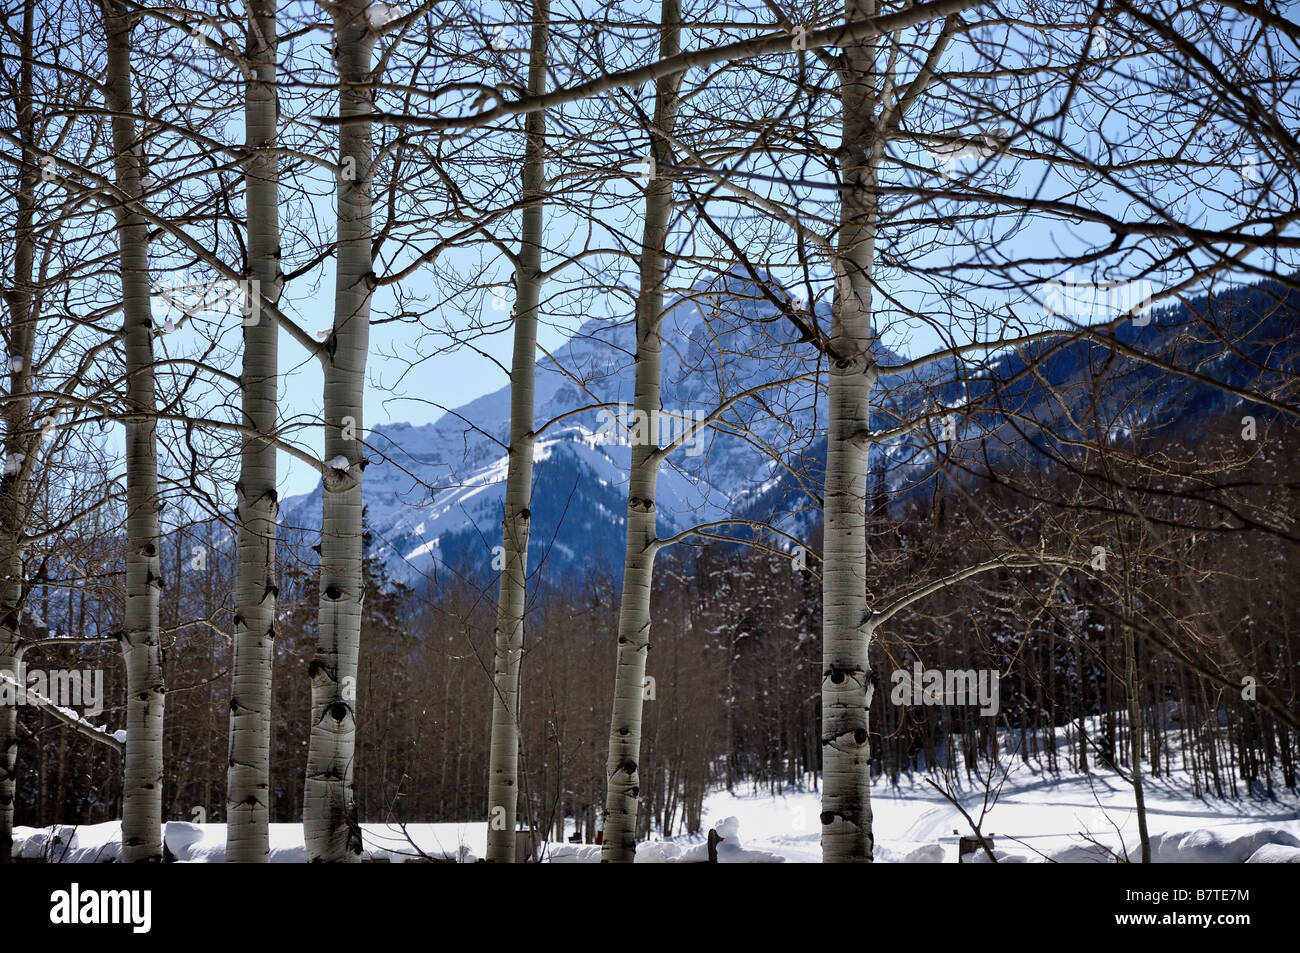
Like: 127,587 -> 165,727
304,0 -> 375,862
102,0 -> 165,863
821,0 -> 881,864
227,0 -> 281,863
0,668 -> 125,755
0,0 -> 38,862
0,647 -> 16,861
485,0 -> 548,864
601,0 -> 681,864
1120,562 -> 1151,863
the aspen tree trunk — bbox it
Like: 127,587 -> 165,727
103,0 -> 165,862
485,0 -> 549,864
821,0 -> 882,864
304,0 -> 375,862
601,0 -> 681,864
0,638 -> 16,863
227,0 -> 281,863
1122,574 -> 1151,862
0,0 -> 38,861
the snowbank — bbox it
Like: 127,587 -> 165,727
1131,827 -> 1300,864
13,821 -> 479,863
543,817 -> 783,863
14,750 -> 1300,863
1245,843 -> 1300,863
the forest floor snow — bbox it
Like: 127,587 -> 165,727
14,756 -> 1300,862
685,763 -> 1300,863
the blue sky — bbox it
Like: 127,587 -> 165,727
141,0 -> 1296,502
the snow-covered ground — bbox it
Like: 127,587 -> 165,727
12,820 -> 482,863
686,764 -> 1300,863
14,755 -> 1300,862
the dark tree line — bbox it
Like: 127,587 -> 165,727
13,400 -> 1295,840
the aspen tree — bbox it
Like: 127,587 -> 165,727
601,0 -> 682,864
0,0 -> 40,861
485,0 -> 549,864
102,0 -> 165,862
304,0 -> 376,862
819,0 -> 884,864
227,0 -> 282,863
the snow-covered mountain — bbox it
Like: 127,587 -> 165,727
279,271 -> 1299,587
279,268 -> 847,585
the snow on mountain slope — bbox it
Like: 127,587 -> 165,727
281,272 -> 1300,586
280,268 -> 828,584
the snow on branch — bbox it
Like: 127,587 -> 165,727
0,670 -> 124,754
864,554 -> 1082,631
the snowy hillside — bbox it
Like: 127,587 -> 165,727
279,268 -> 837,583
279,273 -> 1300,585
